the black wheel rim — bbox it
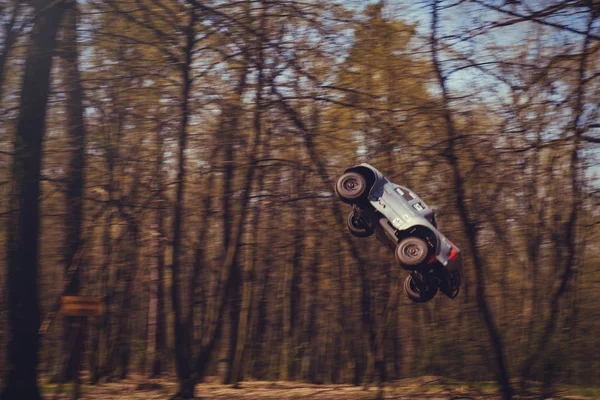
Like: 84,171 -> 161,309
351,213 -> 364,229
409,278 -> 421,294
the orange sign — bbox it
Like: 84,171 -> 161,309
61,296 -> 103,317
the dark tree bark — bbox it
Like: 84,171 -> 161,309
430,1 -> 512,399
222,64 -> 249,386
107,228 -> 139,380
240,154 -> 271,381
1,2 -> 65,399
148,131 -> 167,378
90,209 -> 113,383
171,5 -> 197,398
0,0 -> 26,101
227,122 -> 274,384
59,1 -> 87,382
97,103 -> 120,381
307,235 -> 322,384
289,164 -> 306,380
374,258 -> 401,399
279,167 -> 294,382
187,168 -> 214,372
151,196 -> 167,377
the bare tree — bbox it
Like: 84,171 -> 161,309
430,1 -> 513,399
170,3 -> 198,396
1,1 -> 65,399
56,0 -> 87,384
520,2 -> 597,387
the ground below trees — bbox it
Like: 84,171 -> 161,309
41,375 -> 599,400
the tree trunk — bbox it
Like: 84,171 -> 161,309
221,67 -> 249,385
271,80 -> 374,386
59,1 -> 87,383
430,1 -> 512,399
289,164 -> 305,380
188,5 -> 266,387
519,6 -> 594,386
147,226 -> 160,375
228,153 -> 268,385
148,132 -> 167,378
280,245 -> 291,382
153,198 -> 167,377
171,6 -> 197,398
244,169 -> 273,380
187,172 -> 213,361
71,318 -> 86,400
105,220 -> 139,379
1,2 -> 65,399
0,1 -> 25,101
228,259 -> 252,386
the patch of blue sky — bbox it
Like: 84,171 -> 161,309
340,0 -> 598,183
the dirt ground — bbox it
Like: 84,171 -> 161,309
43,375 -> 599,400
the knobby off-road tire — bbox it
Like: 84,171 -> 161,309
335,172 -> 368,203
395,237 -> 429,267
347,211 -> 373,238
404,274 -> 438,303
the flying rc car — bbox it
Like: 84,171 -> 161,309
335,163 -> 462,303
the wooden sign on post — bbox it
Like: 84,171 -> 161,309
61,296 -> 103,317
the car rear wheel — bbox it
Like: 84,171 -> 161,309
347,211 -> 373,238
395,237 -> 429,267
335,172 -> 368,203
404,274 -> 438,303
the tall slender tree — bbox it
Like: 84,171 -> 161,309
2,1 -> 66,399
430,1 -> 512,399
170,3 -> 198,397
57,0 -> 87,383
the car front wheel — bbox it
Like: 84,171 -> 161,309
335,172 -> 368,203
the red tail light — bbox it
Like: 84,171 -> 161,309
449,248 -> 459,261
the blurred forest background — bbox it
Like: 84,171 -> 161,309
1,0 -> 599,399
